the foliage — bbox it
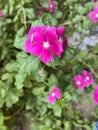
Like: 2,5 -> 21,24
0,0 -> 98,129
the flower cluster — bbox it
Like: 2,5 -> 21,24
48,87 -> 62,104
93,86 -> 98,104
46,0 -> 56,13
73,70 -> 94,90
25,26 -> 68,64
0,11 -> 3,17
89,6 -> 98,23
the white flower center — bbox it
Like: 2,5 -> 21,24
86,76 -> 89,80
59,38 -> 62,43
77,81 -> 81,85
31,34 -> 34,41
96,14 -> 98,18
50,4 -> 53,8
51,92 -> 55,97
43,42 -> 50,49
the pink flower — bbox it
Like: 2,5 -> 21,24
25,26 -> 68,64
37,10 -> 43,19
92,0 -> 97,2
73,70 -> 94,90
45,0 -> 56,13
93,85 -> 98,104
56,26 -> 68,51
89,6 -> 98,23
82,70 -> 94,86
0,11 -> 3,17
73,74 -> 86,90
48,87 -> 62,104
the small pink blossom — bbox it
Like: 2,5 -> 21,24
73,74 -> 86,90
82,70 -> 94,86
73,70 -> 94,90
25,26 -> 68,64
89,6 -> 98,23
37,10 -> 43,19
45,0 -> 56,13
0,11 -> 3,17
48,87 -> 62,104
93,85 -> 98,104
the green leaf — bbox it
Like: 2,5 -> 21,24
64,121 -> 72,130
83,17 -> 92,30
14,28 -> 26,50
48,74 -> 59,88
0,89 -> 6,98
32,87 -> 45,96
41,13 -> 57,26
85,2 -> 95,12
72,15 -> 82,23
1,73 -> 13,80
14,36 -> 26,51
9,91 -> 19,104
54,11 -> 62,19
31,68 -> 47,82
0,126 -> 7,130
5,61 -> 19,72
15,71 -> 27,89
53,104 -> 61,117
25,8 -> 35,19
0,112 -> 4,125
93,43 -> 98,54
31,20 -> 44,26
64,92 -> 72,102
26,55 -> 40,75
74,4 -> 86,14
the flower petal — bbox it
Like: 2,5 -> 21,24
35,26 -> 47,32
57,26 -> 65,38
34,32 -> 45,43
53,87 -> 62,99
27,27 -> 35,37
48,95 -> 56,104
94,6 -> 98,12
50,41 -> 63,57
40,49 -> 53,64
25,38 -> 33,53
45,27 -> 58,43
89,12 -> 98,23
30,42 -> 43,56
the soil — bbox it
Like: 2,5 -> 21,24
72,94 -> 96,119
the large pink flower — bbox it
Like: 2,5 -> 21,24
25,26 -> 68,64
48,87 -> 62,104
89,6 -> 98,23
0,11 -> 3,17
93,86 -> 98,104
